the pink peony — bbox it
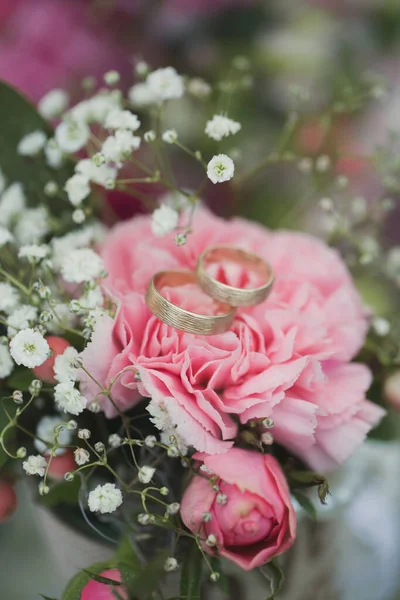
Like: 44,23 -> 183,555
80,207 -> 385,470
0,0 -> 129,102
81,569 -> 128,600
180,448 -> 296,570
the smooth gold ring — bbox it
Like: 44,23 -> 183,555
196,245 -> 274,307
145,270 -> 236,335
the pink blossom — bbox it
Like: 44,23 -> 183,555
181,449 -> 296,570
80,208 -> 385,470
0,480 -> 17,523
0,0 -> 129,102
81,569 -> 128,600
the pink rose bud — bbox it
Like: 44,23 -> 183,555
181,448 -> 296,571
33,336 -> 71,384
81,569 -> 128,600
47,450 -> 76,480
0,480 -> 17,523
384,371 -> 400,411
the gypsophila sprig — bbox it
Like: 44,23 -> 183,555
88,483 -> 123,514
9,329 -> 49,368
207,154 -> 235,184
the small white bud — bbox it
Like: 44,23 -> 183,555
44,181 -> 58,196
64,472 -> 74,482
262,417 -> 274,428
166,502 -> 180,515
88,401 -> 100,413
67,420 -> 78,431
104,70 -> 120,85
144,435 -> 157,448
261,432 -> 274,445
298,158 -> 313,174
17,447 -> 27,458
138,513 -> 150,525
92,152 -> 106,166
94,442 -> 105,453
175,232 -> 187,246
164,557 -> 179,572
72,209 -> 86,224
144,130 -> 156,143
315,155 -> 331,172
167,445 -> 179,457
108,433 -> 122,448
13,390 -> 24,404
39,482 -> 50,496
210,572 -> 220,582
161,129 -> 178,144
202,511 -> 212,522
319,197 -> 333,211
78,428 -> 91,440
216,493 -> 228,505
372,317 -> 390,337
206,534 -> 218,547
160,486 -> 169,496
135,61 -> 149,77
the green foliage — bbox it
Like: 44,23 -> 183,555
5,367 -> 34,392
209,557 -> 229,596
291,491 -> 317,520
260,559 -> 285,600
38,478 -> 82,508
179,544 -> 203,600
287,469 -> 330,505
0,81 -> 72,214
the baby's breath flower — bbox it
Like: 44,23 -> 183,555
38,481 -> 50,496
175,232 -> 187,246
205,115 -> 241,141
76,159 -> 118,188
45,139 -> 64,168
207,154 -> 234,184
108,434 -> 122,449
55,121 -> 90,153
101,130 -> 141,166
144,130 -> 156,142
261,432 -> 274,445
9,329 -> 49,368
138,513 -> 150,525
138,465 -> 156,484
7,306 -> 38,337
162,129 -> 178,144
23,454 -> 47,476
151,204 -> 179,237
17,131 -> 47,156
44,181 -> 58,197
38,89 -> 69,119
202,511 -> 212,522
64,472 -> 74,482
216,493 -> 228,505
160,486 -> 169,496
104,70 -> 120,86
167,445 -> 179,458
144,435 -> 157,448
78,428 -> 91,440
187,78 -> 211,98
54,346 -> 79,383
147,67 -> 184,101
64,174 -> 90,206
164,558 -> 179,572
61,249 -> 104,283
372,317 -> 390,337
166,502 -> 180,515
210,572 -> 220,583
0,283 -> 19,314
15,206 -> 49,245
315,155 -> 331,173
35,415 -> 71,455
128,82 -> 158,108
0,182 -> 26,227
12,390 -> 23,404
54,382 -> 87,415
88,483 -> 123,514
18,244 -> 49,261
105,109 -> 140,131
67,420 -> 77,430
72,209 -> 86,224
74,448 -> 90,466
0,345 -> 13,378
206,534 -> 218,547
17,447 -> 27,458
0,225 -> 13,247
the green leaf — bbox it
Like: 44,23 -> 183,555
40,595 -> 59,600
209,557 -> 229,595
61,561 -> 112,600
0,81 -> 72,211
179,544 -> 203,600
127,550 -> 170,598
287,470 -> 330,505
38,477 -> 81,508
81,569 -> 122,586
115,535 -> 142,570
5,367 -> 34,392
292,491 -> 317,520
260,559 -> 285,600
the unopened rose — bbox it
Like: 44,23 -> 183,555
0,480 -> 17,523
181,448 -> 296,570
81,569 -> 128,600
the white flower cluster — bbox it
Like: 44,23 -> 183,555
147,398 -> 188,456
88,483 -> 123,514
129,67 -> 185,108
205,114 -> 241,141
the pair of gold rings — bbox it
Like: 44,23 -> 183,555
145,245 -> 274,335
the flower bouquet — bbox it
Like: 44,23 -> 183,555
0,56 -> 399,600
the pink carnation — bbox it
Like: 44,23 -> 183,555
80,208 -> 385,471
181,449 -> 296,570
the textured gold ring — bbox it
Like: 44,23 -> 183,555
196,245 -> 274,307
145,270 -> 236,335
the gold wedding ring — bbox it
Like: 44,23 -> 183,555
196,245 -> 274,307
145,270 -> 236,335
